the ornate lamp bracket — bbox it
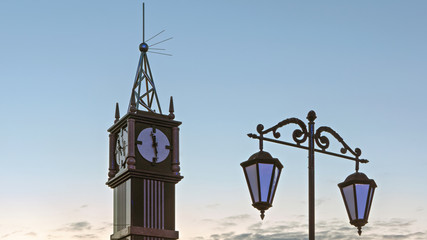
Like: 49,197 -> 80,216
248,113 -> 368,166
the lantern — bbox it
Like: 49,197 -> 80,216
241,151 -> 283,219
338,172 -> 377,235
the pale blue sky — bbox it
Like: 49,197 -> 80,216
1,1 -> 426,239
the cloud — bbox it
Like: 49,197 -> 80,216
24,232 -> 37,236
200,230 -> 427,240
57,221 -> 92,232
194,217 -> 427,240
224,214 -> 251,221
1,231 -> 37,239
380,232 -> 426,239
94,222 -> 112,232
205,203 -> 221,209
73,233 -> 98,239
47,221 -> 109,240
209,232 -> 235,240
373,218 -> 415,228
1,231 -> 21,239
69,221 -> 91,231
415,207 -> 424,213
218,214 -> 252,229
198,214 -> 253,232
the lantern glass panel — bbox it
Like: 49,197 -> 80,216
366,188 -> 375,218
355,184 -> 370,219
343,185 -> 356,220
259,163 -> 274,202
270,166 -> 280,203
245,164 -> 259,202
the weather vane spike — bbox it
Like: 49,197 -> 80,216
128,2 -> 173,114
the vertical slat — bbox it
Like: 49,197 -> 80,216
150,179 -> 154,228
148,179 -> 151,228
149,179 -> 151,228
154,180 -> 158,228
156,180 -> 159,228
144,179 -> 147,228
161,181 -> 164,229
138,180 -> 167,239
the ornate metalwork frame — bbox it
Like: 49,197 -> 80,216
247,110 -> 369,240
248,111 -> 368,167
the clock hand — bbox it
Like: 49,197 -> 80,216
151,130 -> 158,163
116,140 -> 122,155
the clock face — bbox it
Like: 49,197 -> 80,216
137,127 -> 170,164
115,127 -> 128,170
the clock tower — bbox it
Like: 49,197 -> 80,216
107,4 -> 182,240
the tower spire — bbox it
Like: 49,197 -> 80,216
128,2 -> 163,114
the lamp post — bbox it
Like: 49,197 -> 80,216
241,110 -> 377,239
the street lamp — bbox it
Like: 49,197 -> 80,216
241,110 -> 377,239
338,171 -> 377,236
241,150 -> 283,220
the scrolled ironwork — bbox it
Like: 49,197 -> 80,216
315,126 -> 362,159
247,112 -> 368,164
261,118 -> 308,146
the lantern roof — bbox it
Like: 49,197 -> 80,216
339,172 -> 377,187
241,150 -> 283,169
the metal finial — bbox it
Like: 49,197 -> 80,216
307,110 -> 317,122
168,96 -> 175,119
260,210 -> 265,220
358,226 -> 362,236
115,102 -> 120,123
139,42 -> 149,52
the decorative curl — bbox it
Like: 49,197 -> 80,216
355,148 -> 362,157
315,126 -> 362,159
273,130 -> 281,138
292,129 -> 306,145
262,118 -> 308,145
316,135 -> 330,150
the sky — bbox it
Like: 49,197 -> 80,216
1,0 -> 427,239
